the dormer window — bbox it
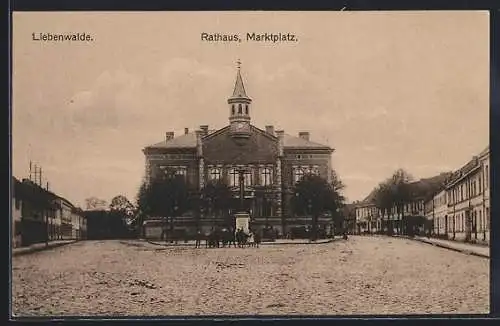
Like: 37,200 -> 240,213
238,104 -> 242,114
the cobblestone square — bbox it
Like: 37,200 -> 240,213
12,236 -> 489,316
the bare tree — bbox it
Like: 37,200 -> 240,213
85,197 -> 108,211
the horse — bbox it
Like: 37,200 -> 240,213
253,232 -> 261,248
207,229 -> 220,248
220,228 -> 237,248
236,230 -> 249,248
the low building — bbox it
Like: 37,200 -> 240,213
12,178 -> 59,246
357,173 -> 450,236
56,197 -> 75,240
12,179 -> 23,248
354,190 -> 381,234
423,189 -> 448,237
79,210 -> 87,240
12,177 -> 86,247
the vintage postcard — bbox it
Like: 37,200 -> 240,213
11,11 -> 490,317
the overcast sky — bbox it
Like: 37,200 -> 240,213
12,11 -> 489,207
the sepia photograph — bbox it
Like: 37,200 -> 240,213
11,11 -> 490,317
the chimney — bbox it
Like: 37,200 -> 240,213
165,132 -> 174,141
200,125 -> 209,136
276,130 -> 285,156
299,131 -> 310,141
184,127 -> 189,135
195,130 -> 203,156
265,125 -> 275,136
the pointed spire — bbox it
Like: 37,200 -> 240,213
231,60 -> 249,99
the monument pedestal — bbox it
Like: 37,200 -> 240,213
234,212 -> 251,234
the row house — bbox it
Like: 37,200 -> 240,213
424,189 -> 448,236
425,146 -> 490,243
12,177 -> 87,248
355,146 -> 489,242
355,173 -> 450,236
354,193 -> 381,234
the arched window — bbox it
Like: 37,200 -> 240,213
231,105 -> 235,115
245,104 -> 249,115
238,104 -> 242,114
209,168 -> 221,181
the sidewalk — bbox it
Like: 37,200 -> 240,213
12,240 -> 77,257
395,235 -> 489,259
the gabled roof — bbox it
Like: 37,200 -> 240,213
283,133 -> 331,150
479,145 -> 489,158
146,132 -> 198,149
145,126 -> 332,150
409,172 -> 451,199
13,178 -> 60,208
359,172 -> 451,205
360,188 -> 378,205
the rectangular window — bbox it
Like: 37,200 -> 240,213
244,170 -> 253,186
294,168 -> 304,183
229,169 -> 239,187
485,165 -> 489,189
479,177 -> 482,193
486,207 -> 490,230
260,167 -> 273,186
175,168 -> 187,176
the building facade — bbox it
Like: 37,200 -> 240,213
355,146 -> 490,244
355,173 -> 451,236
12,177 -> 87,247
142,66 -> 335,237
12,192 -> 23,248
443,146 -> 489,243
424,189 -> 448,237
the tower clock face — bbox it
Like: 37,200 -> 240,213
237,123 -> 244,130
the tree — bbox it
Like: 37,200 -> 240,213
110,195 -> 135,216
372,182 -> 393,234
389,169 -> 413,235
85,197 -> 108,211
201,180 -> 233,226
292,174 -> 344,240
108,195 -> 136,238
136,175 -> 189,240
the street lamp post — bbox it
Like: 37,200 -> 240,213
308,199 -> 315,241
172,205 -> 178,243
236,169 -> 246,212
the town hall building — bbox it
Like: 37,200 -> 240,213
142,63 -> 335,238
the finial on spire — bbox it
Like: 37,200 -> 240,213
237,59 -> 241,70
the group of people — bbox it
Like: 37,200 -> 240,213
194,227 -> 261,249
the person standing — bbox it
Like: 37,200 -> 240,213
248,230 -> 255,247
195,230 -> 202,248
